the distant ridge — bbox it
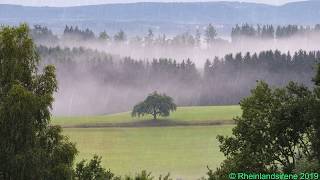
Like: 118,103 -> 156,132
0,1 -> 318,34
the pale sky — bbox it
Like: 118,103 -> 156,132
0,0 -> 305,7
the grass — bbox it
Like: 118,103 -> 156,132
57,105 -> 240,178
53,105 -> 241,126
63,125 -> 234,180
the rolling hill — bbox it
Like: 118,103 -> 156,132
0,1 -> 319,34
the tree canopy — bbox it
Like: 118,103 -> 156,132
0,24 -> 77,179
208,65 -> 320,179
132,92 -> 177,120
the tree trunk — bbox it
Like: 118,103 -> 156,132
153,111 -> 157,120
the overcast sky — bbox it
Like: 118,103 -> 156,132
0,0 -> 305,7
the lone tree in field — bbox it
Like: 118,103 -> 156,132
132,92 -> 177,120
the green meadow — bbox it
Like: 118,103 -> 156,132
55,105 -> 241,179
63,126 -> 233,179
53,105 -> 242,126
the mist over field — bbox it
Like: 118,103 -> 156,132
3,1 -> 320,179
48,33 -> 320,67
36,32 -> 320,115
11,1 -> 318,115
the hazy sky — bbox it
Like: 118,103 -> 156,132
0,0 -> 305,7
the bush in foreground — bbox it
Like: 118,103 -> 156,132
74,156 -> 172,180
206,65 -> 320,179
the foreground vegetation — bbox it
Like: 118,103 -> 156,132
52,105 -> 241,126
0,24 -> 78,179
209,80 -> 320,179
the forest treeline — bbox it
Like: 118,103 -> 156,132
31,23 -> 320,47
231,23 -> 320,40
38,46 -> 320,114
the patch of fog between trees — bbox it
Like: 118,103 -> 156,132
41,33 -> 320,68
41,34 -> 320,116
53,74 -> 199,116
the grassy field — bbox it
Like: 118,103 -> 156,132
53,105 -> 241,126
57,105 -> 240,179
63,125 -> 234,180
